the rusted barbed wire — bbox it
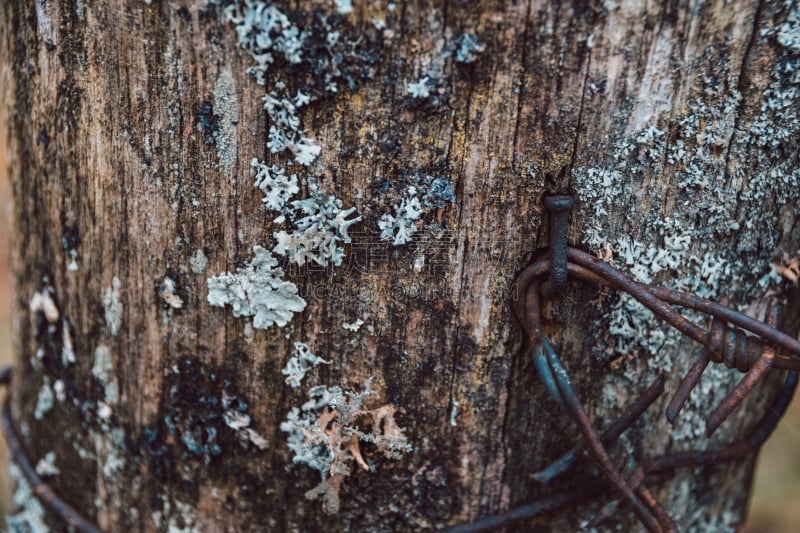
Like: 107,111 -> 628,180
447,195 -> 800,533
0,366 -> 104,533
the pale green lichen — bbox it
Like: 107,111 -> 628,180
91,427 -> 127,480
252,159 -> 299,211
378,177 -> 456,246
272,177 -> 361,267
263,86 -> 320,165
221,1 -> 305,85
190,249 -> 209,275
379,187 -> 423,245
406,77 -> 432,99
569,7 -> 800,475
34,451 -> 60,478
222,409 -> 270,449
209,1 -> 366,329
159,276 -> 185,309
34,376 -> 54,420
92,344 -> 119,405
342,319 -> 364,332
455,33 -> 485,64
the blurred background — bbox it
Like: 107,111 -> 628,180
0,86 -> 798,533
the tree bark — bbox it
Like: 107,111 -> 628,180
1,0 -> 799,531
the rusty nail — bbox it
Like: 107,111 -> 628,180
543,195 -> 574,297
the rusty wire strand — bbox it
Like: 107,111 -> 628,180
442,368 -> 798,533
524,281 -> 668,532
704,305 -> 779,435
533,373 -> 665,484
0,366 -> 104,533
540,334 -> 665,532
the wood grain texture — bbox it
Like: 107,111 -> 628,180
1,0 -> 799,531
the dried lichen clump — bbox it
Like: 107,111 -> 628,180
774,249 -> 800,284
280,379 -> 412,513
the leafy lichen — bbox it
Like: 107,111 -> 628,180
207,245 -> 306,329
273,177 -> 361,267
281,342 -> 330,388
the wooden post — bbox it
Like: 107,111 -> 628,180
1,1 -> 799,530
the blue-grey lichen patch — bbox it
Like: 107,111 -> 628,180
160,500 -> 202,533
378,176 -> 456,246
207,245 -> 306,329
272,177 -> 361,267
159,276 -> 185,309
404,25 -> 485,107
281,342 -> 330,388
190,248 -> 209,275
421,176 -> 457,208
93,344 -> 119,405
220,0 -> 378,94
280,378 -> 411,513
342,319 -> 364,332
138,357 -> 271,484
406,77 -> 433,99
739,8 -> 800,154
379,186 -> 423,245
213,69 -> 239,172
572,4 -> 800,452
251,160 -> 362,267
454,33 -> 485,64
92,427 -> 128,479
263,85 -> 320,165
252,159 -> 299,211
209,162 -> 360,330
7,463 -> 49,531
333,0 -> 353,15
34,376 -> 55,420
776,1 -> 800,53
103,276 -> 122,336
35,451 -> 60,478
222,409 -> 270,449
221,1 -> 305,85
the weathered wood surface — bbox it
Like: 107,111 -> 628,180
1,0 -> 799,531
